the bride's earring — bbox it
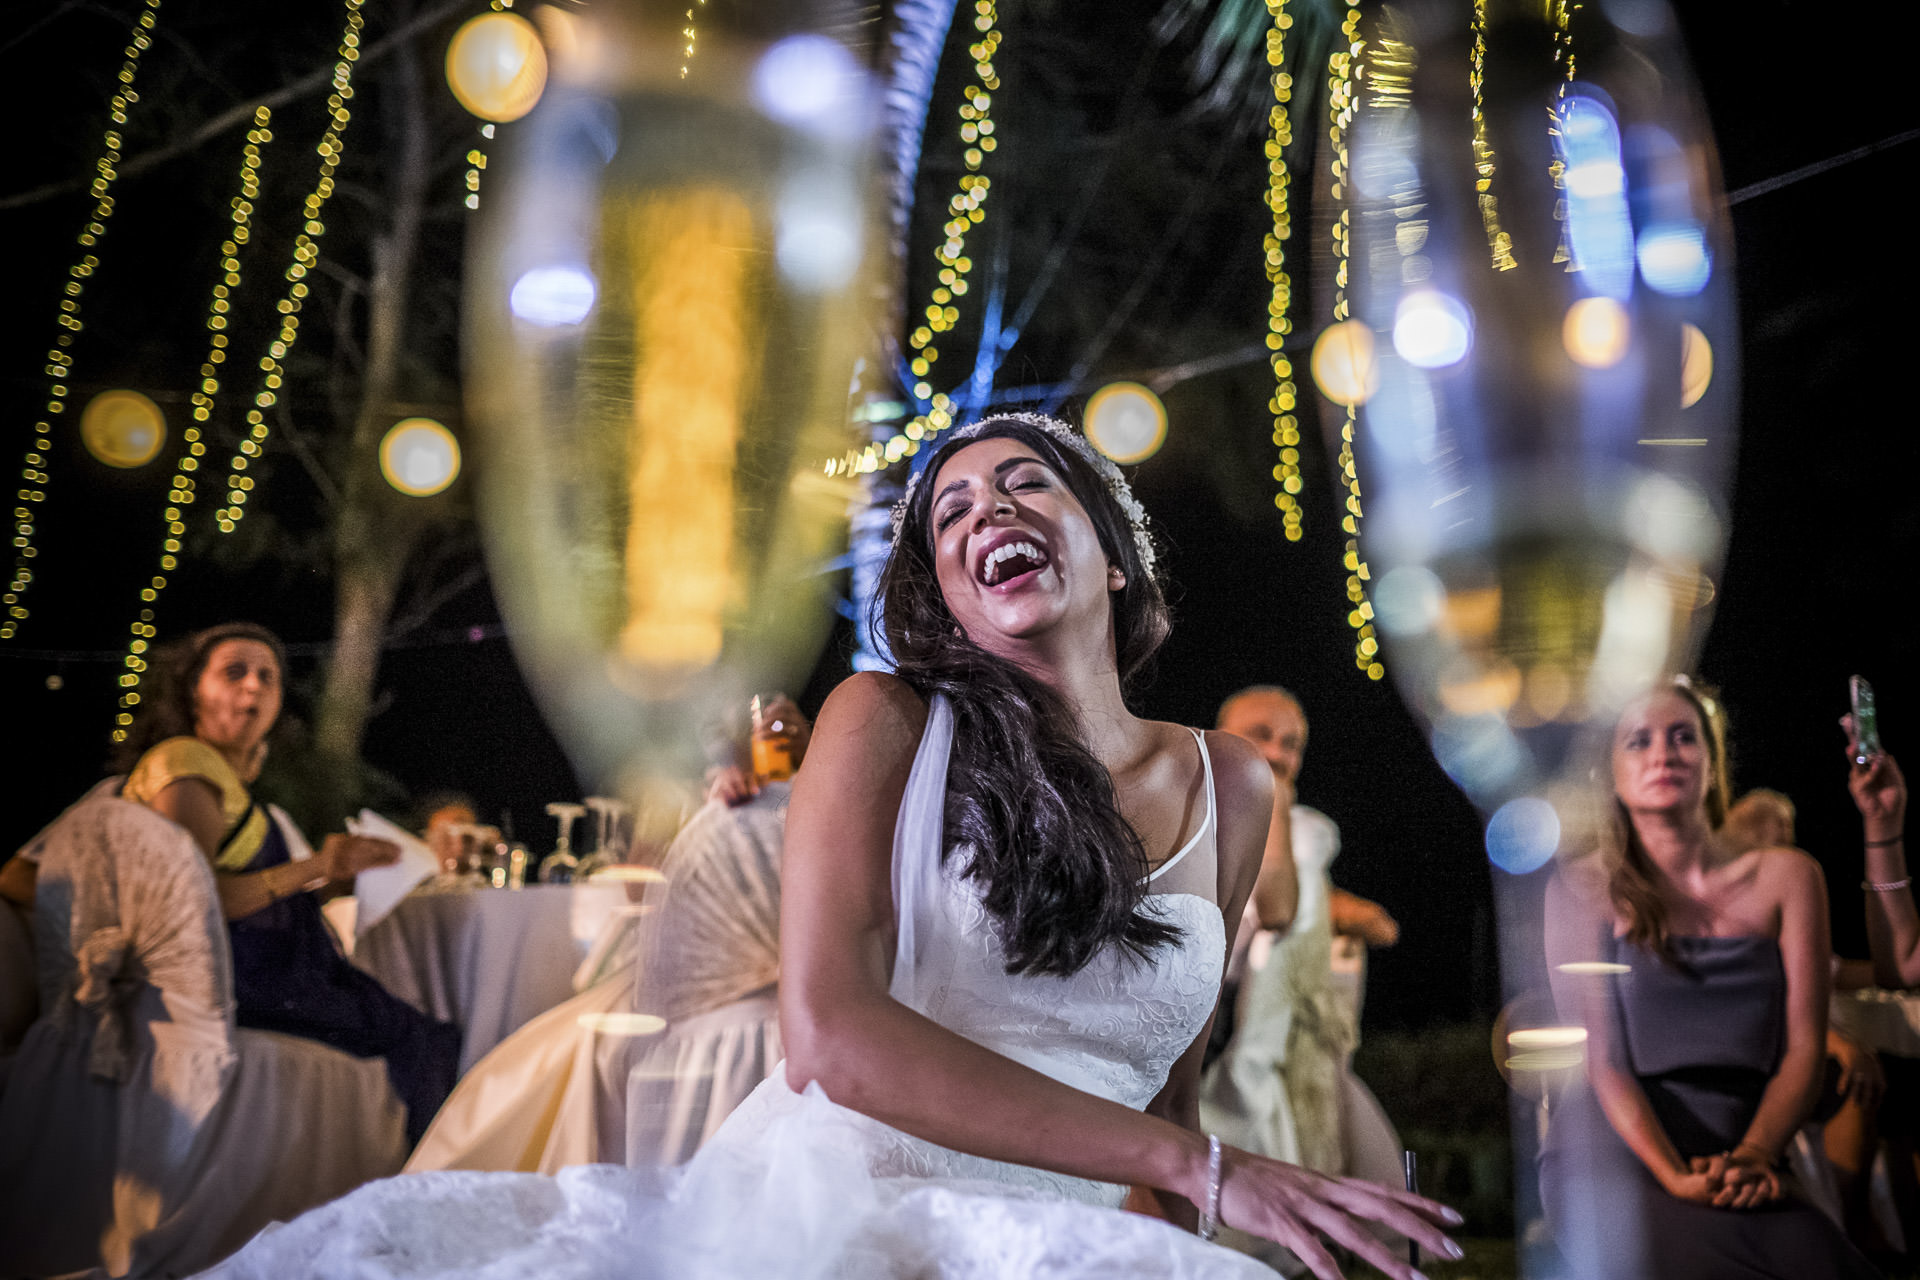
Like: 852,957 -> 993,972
1108,564 -> 1126,590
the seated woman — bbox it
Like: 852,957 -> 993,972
1541,678 -> 1877,1279
119,622 -> 460,1144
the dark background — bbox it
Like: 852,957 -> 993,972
3,0 -> 1916,1034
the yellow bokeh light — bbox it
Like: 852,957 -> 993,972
618,188 -> 754,675
1310,319 -> 1379,406
81,389 -> 166,468
379,418 -> 461,496
1084,382 -> 1167,464
1562,296 -> 1630,369
1680,322 -> 1713,408
446,12 -> 548,124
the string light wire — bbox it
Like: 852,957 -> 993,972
4,0 -> 166,641
1264,0 -> 1303,541
1469,0 -> 1516,271
109,107 -> 276,737
826,0 -> 1002,479
1547,0 -> 1580,267
212,0 -> 366,537
1326,4 -> 1382,680
108,0 -> 366,737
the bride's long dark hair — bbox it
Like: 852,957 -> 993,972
877,415 -> 1178,977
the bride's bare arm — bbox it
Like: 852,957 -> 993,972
779,674 -> 1458,1280
1131,729 -> 1268,1228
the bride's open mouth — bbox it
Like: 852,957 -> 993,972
978,538 -> 1050,590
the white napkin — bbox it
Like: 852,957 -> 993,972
345,809 -> 439,935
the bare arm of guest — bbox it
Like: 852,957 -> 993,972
1852,752 -> 1916,987
0,857 -> 35,910
1249,774 -> 1298,931
1709,850 -> 1833,1208
149,777 -> 397,921
1330,888 -> 1400,948
777,673 -> 1457,1280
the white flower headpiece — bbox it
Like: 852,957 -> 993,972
889,412 -> 1158,578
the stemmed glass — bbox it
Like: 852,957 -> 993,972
541,801 -> 587,884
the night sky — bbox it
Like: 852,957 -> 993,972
4,0 -> 1917,1033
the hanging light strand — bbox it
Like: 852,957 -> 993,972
824,0 -> 1003,479
4,0 -> 166,642
109,108 -> 275,738
1327,5 -> 1382,681
1264,0 -> 1303,541
1547,0 -> 1581,266
464,0 -> 512,207
1469,0 -> 1516,271
680,0 -> 708,79
212,0 -> 365,537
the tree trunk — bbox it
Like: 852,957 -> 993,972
312,14 -> 434,818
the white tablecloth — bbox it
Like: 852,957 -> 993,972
1832,987 -> 1920,1059
353,883 -> 628,1073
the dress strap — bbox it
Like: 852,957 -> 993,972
889,693 -> 954,1011
1146,727 -> 1216,886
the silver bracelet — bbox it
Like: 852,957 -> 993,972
1863,877 -> 1912,893
1198,1133 -> 1223,1242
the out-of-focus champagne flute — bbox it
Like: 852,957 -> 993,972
1338,1 -> 1735,843
466,3 -> 875,819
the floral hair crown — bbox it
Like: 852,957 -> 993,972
889,412 -> 1158,578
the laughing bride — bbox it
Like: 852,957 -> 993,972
208,414 -> 1457,1280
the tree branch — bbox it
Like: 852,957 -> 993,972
0,0 -> 472,212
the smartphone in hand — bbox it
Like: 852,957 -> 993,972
1851,675 -> 1882,764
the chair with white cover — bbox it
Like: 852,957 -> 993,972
0,795 -> 407,1278
405,787 -> 789,1174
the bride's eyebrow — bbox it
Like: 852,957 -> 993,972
931,456 -> 1049,508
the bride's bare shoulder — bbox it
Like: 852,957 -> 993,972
811,672 -> 931,760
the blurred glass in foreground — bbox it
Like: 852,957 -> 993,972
466,3 -> 873,806
1346,1 -> 1735,821
1338,6 -> 1735,1268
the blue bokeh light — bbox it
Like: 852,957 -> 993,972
1486,797 -> 1562,875
509,265 -> 597,327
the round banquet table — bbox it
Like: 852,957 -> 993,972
353,881 -> 629,1073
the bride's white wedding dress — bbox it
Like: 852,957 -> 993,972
204,697 -> 1269,1279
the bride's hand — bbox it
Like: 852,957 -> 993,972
1215,1145 -> 1462,1280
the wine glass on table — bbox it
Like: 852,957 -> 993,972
541,802 -> 587,884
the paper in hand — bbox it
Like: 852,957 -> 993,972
345,808 -> 438,935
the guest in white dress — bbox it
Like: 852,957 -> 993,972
1201,687 -> 1408,1272
204,415 -> 1457,1280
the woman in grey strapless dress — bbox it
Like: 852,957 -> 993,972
1540,679 -> 1878,1280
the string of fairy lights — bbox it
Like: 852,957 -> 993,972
825,0 -> 1003,479
3,0 -> 166,642
106,108 -> 276,735
680,0 -> 708,79
1469,0 -> 1516,272
1264,0 -> 1303,543
463,0 -> 517,211
214,0 -> 365,536
1326,4 -> 1382,681
110,0 -> 368,740
1547,0 -> 1581,267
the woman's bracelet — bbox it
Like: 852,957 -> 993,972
1863,877 -> 1912,893
1867,834 -> 1906,848
1198,1134 -> 1223,1243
